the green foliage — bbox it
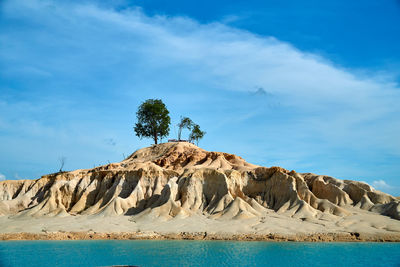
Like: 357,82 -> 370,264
189,124 -> 206,145
134,99 -> 171,144
177,116 -> 193,140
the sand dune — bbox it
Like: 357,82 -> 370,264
0,142 -> 399,240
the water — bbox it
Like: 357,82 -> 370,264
0,240 -> 399,267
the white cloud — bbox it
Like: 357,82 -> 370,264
6,0 -> 395,152
372,180 -> 392,190
0,173 -> 6,181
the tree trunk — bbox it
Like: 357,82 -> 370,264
154,133 -> 158,144
178,127 -> 182,141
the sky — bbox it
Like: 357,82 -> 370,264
0,0 -> 399,195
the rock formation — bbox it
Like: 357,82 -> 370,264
0,142 -> 399,222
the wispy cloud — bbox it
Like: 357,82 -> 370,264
372,180 -> 400,196
372,180 -> 392,190
0,173 -> 6,181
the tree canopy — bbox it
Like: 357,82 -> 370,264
134,99 -> 170,144
189,124 -> 206,145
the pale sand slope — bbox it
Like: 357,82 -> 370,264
0,142 -> 400,240
0,206 -> 399,236
0,209 -> 400,235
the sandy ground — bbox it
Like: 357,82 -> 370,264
1,206 -> 400,241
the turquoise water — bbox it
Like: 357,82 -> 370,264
0,240 -> 399,267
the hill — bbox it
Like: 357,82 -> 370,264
0,142 -> 399,241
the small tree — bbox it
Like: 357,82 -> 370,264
177,116 -> 193,141
189,124 -> 206,145
134,99 -> 171,144
59,156 -> 66,172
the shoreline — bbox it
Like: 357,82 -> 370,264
1,231 -> 400,242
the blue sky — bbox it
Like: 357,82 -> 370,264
1,0 -> 399,195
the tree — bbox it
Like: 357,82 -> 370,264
177,116 -> 193,141
189,124 -> 206,145
59,156 -> 66,172
134,99 -> 171,144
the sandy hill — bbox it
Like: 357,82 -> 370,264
0,142 -> 398,220
0,142 -> 400,240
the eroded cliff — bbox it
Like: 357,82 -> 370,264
0,142 -> 399,222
